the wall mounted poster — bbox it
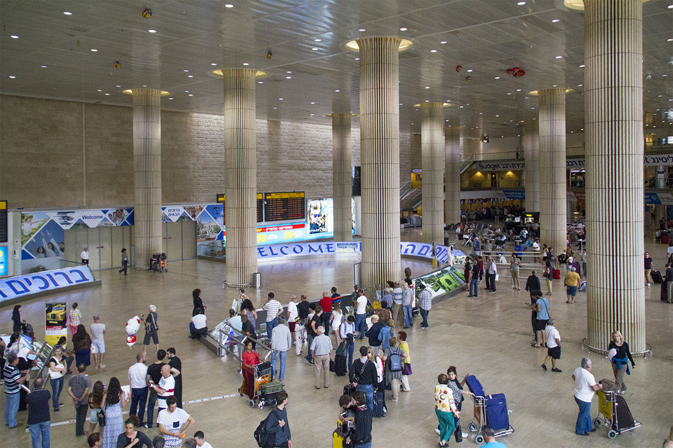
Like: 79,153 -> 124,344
45,302 -> 68,347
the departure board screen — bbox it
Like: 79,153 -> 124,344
0,201 -> 6,243
264,192 -> 305,222
218,194 -> 264,224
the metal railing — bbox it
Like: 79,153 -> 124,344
215,321 -> 273,362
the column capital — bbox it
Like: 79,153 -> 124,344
211,68 -> 267,79
346,36 -> 412,52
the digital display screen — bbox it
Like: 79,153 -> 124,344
0,201 -> 6,243
264,192 -> 305,222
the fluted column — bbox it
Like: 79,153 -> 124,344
131,89 -> 163,268
538,88 -> 567,253
222,69 -> 257,286
421,103 -> 445,244
358,37 -> 403,293
585,0 -> 645,353
445,127 -> 461,225
332,113 -> 353,242
523,120 -> 540,213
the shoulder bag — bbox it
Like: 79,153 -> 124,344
97,396 -> 106,427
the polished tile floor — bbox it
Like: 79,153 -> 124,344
1,234 -> 672,447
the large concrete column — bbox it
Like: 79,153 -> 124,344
585,0 -> 646,353
421,103 -> 445,244
358,37 -> 403,293
222,69 -> 258,286
131,89 -> 163,268
523,120 -> 540,213
445,127 -> 461,225
332,113 -> 353,242
538,88 -> 567,253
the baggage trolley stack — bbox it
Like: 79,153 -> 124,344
464,375 -> 514,445
593,390 -> 641,439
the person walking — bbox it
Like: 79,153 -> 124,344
469,258 -> 480,297
488,258 -> 498,293
304,305 -> 322,365
310,326 -> 333,389
418,284 -> 433,329
143,305 -> 160,356
608,331 -> 635,393
564,267 -> 581,304
128,352 -> 149,427
354,290 -> 368,341
540,318 -> 562,373
67,363 -> 91,437
527,291 -> 550,348
401,282 -> 414,328
119,248 -> 129,275
157,397 -> 195,448
263,391 -> 292,448
435,373 -> 460,447
511,254 -> 521,290
90,316 -> 106,369
286,295 -> 299,346
543,264 -> 553,296
271,320 -> 292,381
572,358 -> 602,436
644,252 -> 653,287
240,341 -> 260,400
525,271 -> 542,344
27,377 -> 51,447
69,302 -> 82,336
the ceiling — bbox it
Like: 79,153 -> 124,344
1,0 -> 672,137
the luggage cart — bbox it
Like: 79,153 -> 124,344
246,361 -> 272,408
592,390 -> 641,439
467,395 -> 515,444
464,375 -> 514,445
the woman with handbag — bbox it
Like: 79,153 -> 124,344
435,373 -> 460,448
88,381 -> 105,436
101,377 -> 129,448
48,346 -> 67,412
398,331 -> 412,392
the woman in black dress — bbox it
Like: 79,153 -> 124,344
192,288 -> 204,316
12,305 -> 23,334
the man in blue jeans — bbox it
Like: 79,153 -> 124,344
128,352 -> 149,426
349,347 -> 378,413
26,377 -> 51,447
4,354 -> 29,429
271,321 -> 292,381
572,357 -> 602,436
418,284 -> 433,329
263,292 -> 283,340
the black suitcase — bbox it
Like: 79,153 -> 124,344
614,395 -> 635,429
335,355 -> 347,376
651,270 -> 663,284
373,390 -> 386,418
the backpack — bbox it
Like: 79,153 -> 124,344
254,410 -> 279,448
389,348 -> 403,372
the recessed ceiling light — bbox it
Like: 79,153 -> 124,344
40,65 -> 47,68
188,94 -> 193,97
143,85 -> 147,87
400,27 -> 407,31
668,38 -> 673,42
355,57 -> 360,61
400,103 -> 403,106
517,1 -> 526,4
279,98 -> 283,100
169,98 -> 174,100
148,29 -> 156,33
8,75 -> 16,79
258,81 -> 263,84
578,84 -> 583,87
669,4 -> 673,8
495,76 -> 500,79
10,35 -> 19,39
184,69 -> 189,72
359,28 -> 366,32
425,86 -> 430,89
507,92 -> 512,95
116,84 -> 121,88
63,11 -> 72,15
425,100 -> 429,102
185,90 -> 190,93
314,38 -> 321,42
273,106 -> 277,109
441,41 -> 447,44
580,64 -> 585,68
335,89 -> 340,92
531,107 -> 536,109
211,63 -> 217,66
312,47 -> 319,50
243,62 -> 249,66
225,4 -> 234,8
467,69 -> 473,73
97,89 -> 102,92
310,102 -> 315,104
460,106 -> 464,109
91,48 -> 98,52
187,75 -> 194,78
516,89 -> 522,91
430,49 -> 437,53
496,114 -> 499,117
553,84 -> 558,87
286,76 -> 291,79
105,93 -> 110,96
552,19 -> 560,22
555,55 -> 563,59
286,71 -> 292,74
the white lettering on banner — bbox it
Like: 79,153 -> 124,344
0,267 -> 94,302
473,161 -> 525,172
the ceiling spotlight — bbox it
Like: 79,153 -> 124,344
91,48 -> 98,52
143,85 -> 147,87
578,84 -> 583,87
273,106 -> 277,109
400,27 -> 407,31
148,29 -> 156,33
169,98 -> 174,100
312,47 -> 319,50
63,11 -> 72,15
495,76 -> 501,79
286,71 -> 292,74
286,76 -> 291,79
211,63 -> 217,66
258,81 -> 263,84
104,93 -> 110,96
467,69 -> 473,73
430,49 -> 437,53
184,69 -> 189,72
188,94 -> 193,97
40,65 -> 47,68
516,89 -> 522,91
185,90 -> 190,93
517,1 -> 526,4
355,57 -> 360,61
116,84 -> 121,87
187,75 -> 194,78
552,19 -> 560,22
579,64 -> 585,68
10,35 -> 19,39
359,28 -> 366,32
335,89 -> 340,92
441,41 -> 447,44
314,38 -> 321,42
97,89 -> 102,92
555,55 -> 563,59
425,86 -> 430,89
8,75 -> 16,79
225,4 -> 234,7
279,98 -> 283,100
243,62 -> 249,66
310,101 -> 315,104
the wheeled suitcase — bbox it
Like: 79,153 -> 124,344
662,233 -> 669,244
651,270 -> 663,284
552,268 -> 561,279
335,355 -> 347,376
614,395 -> 635,429
485,393 -> 510,431
464,375 -> 485,397
373,390 -> 386,417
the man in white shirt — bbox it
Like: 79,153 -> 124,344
263,292 -> 283,340
541,318 -> 562,373
271,321 -> 292,381
354,290 -> 368,341
128,352 -> 149,426
572,357 -> 602,436
194,431 -> 213,448
157,396 -> 195,448
152,364 -> 175,413
80,247 -> 89,265
286,295 -> 299,345
189,310 -> 207,340
90,315 -> 106,369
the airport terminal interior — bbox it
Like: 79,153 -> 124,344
1,0 -> 673,447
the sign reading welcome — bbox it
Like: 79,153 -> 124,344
0,266 -> 94,302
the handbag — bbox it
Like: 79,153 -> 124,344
402,363 -> 412,376
454,423 -> 463,443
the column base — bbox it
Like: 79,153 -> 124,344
581,338 -> 652,358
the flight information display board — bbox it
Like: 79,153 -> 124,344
217,194 -> 264,224
264,192 -> 305,222
0,201 -> 7,243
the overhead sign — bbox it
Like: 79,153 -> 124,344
0,266 -> 94,303
472,154 -> 673,172
264,192 -> 306,222
0,200 -> 7,243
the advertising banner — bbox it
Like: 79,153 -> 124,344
45,302 -> 68,347
414,266 -> 466,299
0,266 -> 94,304
0,246 -> 7,276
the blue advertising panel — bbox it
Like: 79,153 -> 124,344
0,246 -> 7,276
0,266 -> 94,303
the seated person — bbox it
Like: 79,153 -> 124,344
189,310 -> 208,340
